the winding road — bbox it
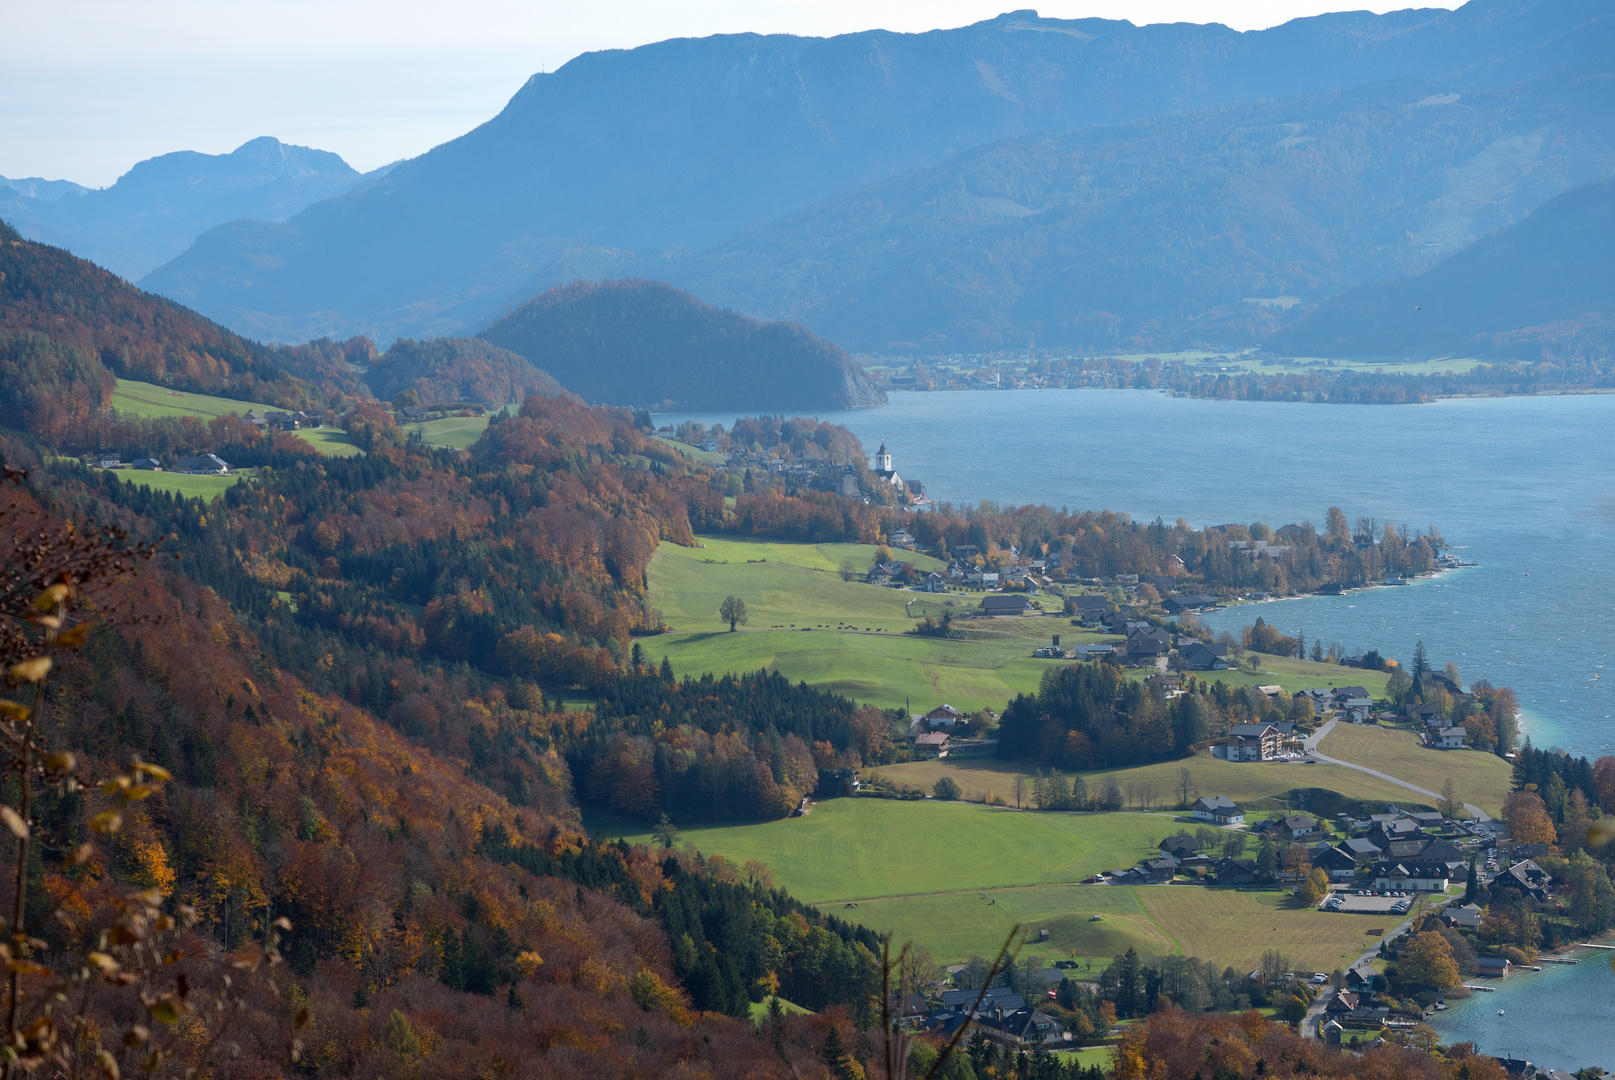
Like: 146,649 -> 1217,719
1303,720 -> 1493,822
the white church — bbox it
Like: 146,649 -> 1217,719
872,439 -> 902,488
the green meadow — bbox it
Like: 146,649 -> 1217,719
110,378 -> 361,457
587,797 -> 1395,971
115,470 -> 242,499
400,415 -> 489,450
111,378 -> 280,420
648,536 -> 1095,710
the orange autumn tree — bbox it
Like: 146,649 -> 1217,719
1502,790 -> 1557,846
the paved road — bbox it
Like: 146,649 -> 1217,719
1302,720 -> 1493,822
1301,893 -> 1456,1039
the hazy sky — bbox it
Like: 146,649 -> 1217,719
5,0 -> 1459,187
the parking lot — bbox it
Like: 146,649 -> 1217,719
1327,894 -> 1414,914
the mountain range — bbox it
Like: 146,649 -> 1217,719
0,136 -> 383,280
137,0 -> 1615,352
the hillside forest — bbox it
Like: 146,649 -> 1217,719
7,207 -> 1615,1079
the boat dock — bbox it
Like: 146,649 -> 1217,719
1575,943 -> 1615,950
1461,984 -> 1495,992
1540,957 -> 1580,965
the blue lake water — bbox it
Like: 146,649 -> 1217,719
1424,950 -> 1615,1070
659,389 -> 1615,758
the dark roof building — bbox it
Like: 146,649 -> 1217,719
980,594 -> 1031,617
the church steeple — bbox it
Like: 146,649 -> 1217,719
875,439 -> 892,474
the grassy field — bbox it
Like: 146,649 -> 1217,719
587,798 -> 1176,903
400,415 -> 489,450
111,379 -> 278,420
111,378 -> 361,457
114,470 -> 242,499
1317,724 -> 1511,817
648,535 -> 1087,710
294,427 -> 363,456
872,750 -> 1428,811
586,796 -> 1415,969
1137,886 -> 1430,973
1057,1046 -> 1117,1070
843,884 -> 1176,969
748,997 -> 813,1022
1191,653 -> 1393,698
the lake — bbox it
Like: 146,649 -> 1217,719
658,389 -> 1615,758
1425,949 -> 1615,1070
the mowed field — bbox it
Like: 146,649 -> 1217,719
400,415 -> 489,450
873,750 -> 1427,810
586,797 -> 1412,969
111,379 -> 361,457
647,536 -> 1091,710
589,798 -> 1175,903
1318,723 -> 1511,817
1136,887 -> 1426,973
116,471 -> 242,498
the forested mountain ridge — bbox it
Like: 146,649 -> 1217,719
138,0 -> 1613,345
659,73 -> 1615,353
0,137 -> 372,280
479,279 -> 886,410
0,216 -> 324,409
1269,176 -> 1615,358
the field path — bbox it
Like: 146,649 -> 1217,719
1303,720 -> 1493,821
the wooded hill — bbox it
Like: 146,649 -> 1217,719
363,336 -> 568,407
479,279 -> 886,411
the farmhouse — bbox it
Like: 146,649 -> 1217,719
129,457 -> 162,470
888,529 -> 916,549
977,1006 -> 1067,1048
1267,815 -> 1324,842
1071,595 -> 1111,622
922,704 -> 968,731
174,454 -> 230,475
1125,626 -> 1173,659
914,732 -> 952,758
1309,844 -> 1359,880
1369,861 -> 1451,892
1214,723 -> 1282,761
1160,835 -> 1199,859
1178,642 -> 1231,670
1442,903 -> 1485,930
1213,858 -> 1258,885
1192,796 -> 1244,825
1161,594 -> 1218,614
979,594 -> 1030,617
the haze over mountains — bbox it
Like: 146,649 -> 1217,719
1271,177 -> 1615,358
138,0 -> 1615,353
0,137 -> 382,280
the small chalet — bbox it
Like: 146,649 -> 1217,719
1496,859 -> 1551,901
1433,727 -> 1468,749
1269,815 -> 1324,841
1192,796 -> 1244,825
922,572 -> 948,592
888,529 -> 916,549
1071,595 -> 1110,622
1213,858 -> 1257,885
1442,903 -> 1485,930
914,732 -> 952,758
